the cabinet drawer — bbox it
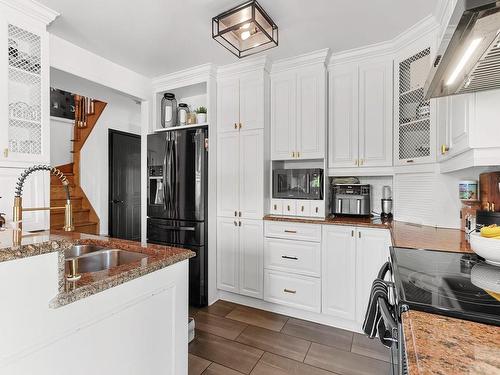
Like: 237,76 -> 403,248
264,269 -> 320,312
282,200 -> 297,216
264,238 -> 320,277
296,201 -> 310,217
265,221 -> 321,242
270,199 -> 283,215
309,201 -> 325,218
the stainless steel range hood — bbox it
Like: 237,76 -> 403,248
424,0 -> 500,99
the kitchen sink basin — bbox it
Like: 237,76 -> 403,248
65,249 -> 148,275
65,244 -> 104,258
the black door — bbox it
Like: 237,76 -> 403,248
109,129 -> 141,241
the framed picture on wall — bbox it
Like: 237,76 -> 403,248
50,87 -> 75,120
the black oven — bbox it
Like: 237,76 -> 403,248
272,168 -> 323,200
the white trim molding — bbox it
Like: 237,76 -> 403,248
217,55 -> 271,78
271,48 -> 330,74
152,63 -> 217,93
0,0 -> 59,25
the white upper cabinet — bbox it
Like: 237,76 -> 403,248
296,66 -> 326,159
217,132 -> 240,218
271,50 -> 328,161
239,74 -> 265,131
217,62 -> 269,220
437,94 -> 470,161
328,55 -> 393,171
328,63 -> 359,168
358,59 -> 393,167
217,78 -> 240,133
0,8 -> 56,167
239,129 -> 264,220
271,71 -> 296,160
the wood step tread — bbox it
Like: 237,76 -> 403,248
51,208 -> 90,214
50,221 -> 97,229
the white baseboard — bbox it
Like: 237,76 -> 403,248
217,290 -> 362,334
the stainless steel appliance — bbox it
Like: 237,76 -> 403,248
272,168 -> 323,200
381,185 -> 393,218
331,184 -> 371,216
147,127 -> 208,307
424,0 -> 500,99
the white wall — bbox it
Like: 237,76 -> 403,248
49,117 -> 73,166
50,68 -> 141,235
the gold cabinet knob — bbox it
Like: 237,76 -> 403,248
441,144 -> 450,155
239,123 -> 242,129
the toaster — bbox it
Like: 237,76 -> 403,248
331,184 -> 371,216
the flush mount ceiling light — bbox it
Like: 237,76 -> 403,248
212,0 -> 278,58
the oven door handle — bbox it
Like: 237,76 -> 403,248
377,297 -> 398,348
377,261 -> 392,280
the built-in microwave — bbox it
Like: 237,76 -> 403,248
272,169 -> 323,200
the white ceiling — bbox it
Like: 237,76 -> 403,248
39,0 -> 440,77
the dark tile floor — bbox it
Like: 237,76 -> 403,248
189,301 -> 390,375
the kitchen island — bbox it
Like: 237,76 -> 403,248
0,229 -> 194,375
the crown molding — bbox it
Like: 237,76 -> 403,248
217,55 -> 271,78
0,0 -> 59,25
328,14 -> 440,67
152,63 -> 216,92
271,48 -> 330,74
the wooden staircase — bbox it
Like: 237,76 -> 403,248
50,99 -> 107,235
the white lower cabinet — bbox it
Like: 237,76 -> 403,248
217,217 -> 263,298
264,269 -> 321,312
322,225 -> 357,320
263,221 -> 321,312
322,225 -> 391,329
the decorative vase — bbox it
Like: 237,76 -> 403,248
197,113 -> 207,124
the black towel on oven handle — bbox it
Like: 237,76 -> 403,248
362,278 -> 389,338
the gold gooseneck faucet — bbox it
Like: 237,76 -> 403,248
13,165 -> 74,238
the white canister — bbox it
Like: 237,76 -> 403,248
459,180 -> 478,201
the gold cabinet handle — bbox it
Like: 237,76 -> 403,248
358,231 -> 361,238
239,211 -> 242,217
301,205 -> 304,212
284,288 -> 296,294
351,230 -> 354,237
292,151 -> 295,158
234,220 -> 238,226
287,205 -> 291,211
315,207 -> 319,213
284,229 -> 297,234
234,210 -> 237,217
355,159 -> 358,166
273,204 -> 277,210
238,221 -> 242,227
3,148 -> 8,158
297,151 -> 300,158
441,144 -> 450,155
359,159 -> 364,166
234,123 -> 238,129
239,123 -> 242,129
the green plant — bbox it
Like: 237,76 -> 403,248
195,106 -> 207,114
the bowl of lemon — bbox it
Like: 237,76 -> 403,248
470,225 -> 500,266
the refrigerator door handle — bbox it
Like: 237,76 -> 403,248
163,138 -> 169,211
171,135 -> 177,215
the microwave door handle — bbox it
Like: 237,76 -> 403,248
357,199 -> 361,215
306,173 -> 310,194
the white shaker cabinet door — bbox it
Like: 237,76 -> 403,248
322,225 -> 357,321
296,66 -> 325,159
217,132 -> 239,218
217,217 -> 240,293
239,129 -> 264,219
239,74 -> 264,131
239,219 -> 264,298
328,63 -> 359,168
217,78 -> 240,133
271,71 -> 296,160
355,228 -> 391,326
448,94 -> 470,157
358,58 -> 393,167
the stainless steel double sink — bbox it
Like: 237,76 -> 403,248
65,244 -> 148,277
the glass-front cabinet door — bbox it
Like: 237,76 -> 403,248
0,16 -> 49,166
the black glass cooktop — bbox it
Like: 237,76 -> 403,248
390,247 -> 500,326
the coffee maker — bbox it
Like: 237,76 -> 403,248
381,185 -> 393,218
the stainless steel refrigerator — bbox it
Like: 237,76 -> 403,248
147,127 -> 208,307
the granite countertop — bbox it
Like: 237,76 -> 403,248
403,310 -> 500,375
0,229 -> 195,308
263,214 -> 473,253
